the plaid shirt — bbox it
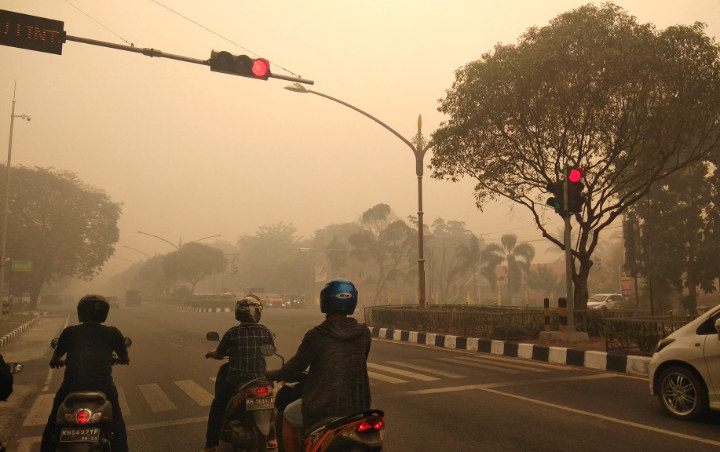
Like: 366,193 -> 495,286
217,323 -> 275,383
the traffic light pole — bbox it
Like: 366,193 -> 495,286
562,166 -> 575,333
64,35 -> 315,85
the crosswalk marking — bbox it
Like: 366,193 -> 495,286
139,383 -> 177,412
175,380 -> 214,406
367,363 -> 440,381
22,393 -> 54,427
386,360 -> 466,378
451,355 -> 551,373
436,357 -> 524,374
368,371 -> 408,384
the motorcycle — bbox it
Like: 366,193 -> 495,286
274,378 -> 385,452
0,362 -> 23,452
49,336 -> 132,451
206,331 -> 281,452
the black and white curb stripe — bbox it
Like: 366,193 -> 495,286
160,304 -> 232,313
0,314 -> 43,348
370,327 -> 650,377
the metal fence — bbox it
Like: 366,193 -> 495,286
364,305 -> 545,341
364,305 -> 695,354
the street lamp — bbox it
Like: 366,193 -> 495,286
284,83 -> 432,307
0,84 -> 31,307
135,230 -> 222,250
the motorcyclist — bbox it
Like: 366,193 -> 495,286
40,294 -> 130,452
265,279 -> 371,452
202,295 -> 276,452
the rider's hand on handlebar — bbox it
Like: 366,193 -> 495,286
205,349 -> 217,359
49,358 -> 65,368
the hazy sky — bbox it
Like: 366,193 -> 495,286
2,1 -> 719,283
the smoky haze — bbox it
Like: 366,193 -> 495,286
1,0 -> 718,293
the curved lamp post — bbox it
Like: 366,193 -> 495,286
136,231 -> 221,251
284,83 -> 432,307
0,84 -> 31,306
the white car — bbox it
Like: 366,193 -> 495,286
586,293 -> 624,310
648,304 -> 720,420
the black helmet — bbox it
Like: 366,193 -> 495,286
320,279 -> 358,315
235,295 -> 263,323
77,294 -> 110,323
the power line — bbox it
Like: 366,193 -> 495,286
150,0 -> 302,78
63,0 -> 134,46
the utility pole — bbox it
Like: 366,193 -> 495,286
0,83 -> 30,309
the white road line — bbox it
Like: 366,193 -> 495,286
405,373 -> 617,395
139,383 -> 176,412
436,357 -> 523,374
386,360 -> 466,378
118,386 -> 130,416
368,371 -> 408,384
22,393 -> 54,427
175,380 -> 214,406
479,385 -> 720,448
450,355 -> 550,373
367,363 -> 439,381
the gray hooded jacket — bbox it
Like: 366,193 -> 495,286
267,316 -> 371,432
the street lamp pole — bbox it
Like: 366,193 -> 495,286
0,83 -> 31,307
284,83 -> 432,307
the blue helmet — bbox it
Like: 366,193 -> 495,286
320,279 -> 358,314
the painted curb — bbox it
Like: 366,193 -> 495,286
160,304 -> 232,313
0,313 -> 44,348
369,326 -> 651,377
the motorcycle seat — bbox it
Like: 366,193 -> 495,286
61,391 -> 108,408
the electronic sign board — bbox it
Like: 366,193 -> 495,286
0,9 -> 65,55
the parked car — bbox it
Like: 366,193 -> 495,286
586,293 -> 624,310
649,303 -> 720,420
265,293 -> 285,308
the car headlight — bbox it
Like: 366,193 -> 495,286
655,337 -> 675,352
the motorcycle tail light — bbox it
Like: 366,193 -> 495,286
251,384 -> 273,397
76,409 -> 92,424
357,416 -> 383,432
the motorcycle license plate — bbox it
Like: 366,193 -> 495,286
245,397 -> 275,410
60,427 -> 100,442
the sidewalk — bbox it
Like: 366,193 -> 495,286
0,313 -> 45,348
369,326 -> 651,377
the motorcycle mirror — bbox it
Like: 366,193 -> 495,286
8,363 -> 23,374
206,332 -> 220,342
50,338 -> 59,349
260,344 -> 276,357
124,337 -> 133,348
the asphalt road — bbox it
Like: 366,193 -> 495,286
2,303 -> 720,451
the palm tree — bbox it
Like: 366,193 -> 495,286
482,234 -> 535,303
452,235 -> 481,303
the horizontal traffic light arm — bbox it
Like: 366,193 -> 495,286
63,34 -> 315,85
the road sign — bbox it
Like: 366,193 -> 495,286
0,9 -> 65,55
11,260 -> 32,272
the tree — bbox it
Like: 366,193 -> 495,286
430,3 -> 720,309
482,234 -> 535,302
234,223 -> 305,292
162,242 -> 226,293
349,204 -> 415,304
2,166 -> 121,305
629,159 -> 720,314
452,233 -> 485,303
426,218 -> 472,303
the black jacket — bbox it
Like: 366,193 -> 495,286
267,316 -> 371,432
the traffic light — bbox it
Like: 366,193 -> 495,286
209,51 -> 271,80
567,168 -> 585,213
545,181 -> 564,214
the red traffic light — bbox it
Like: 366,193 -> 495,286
251,58 -> 270,78
568,168 -> 584,183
